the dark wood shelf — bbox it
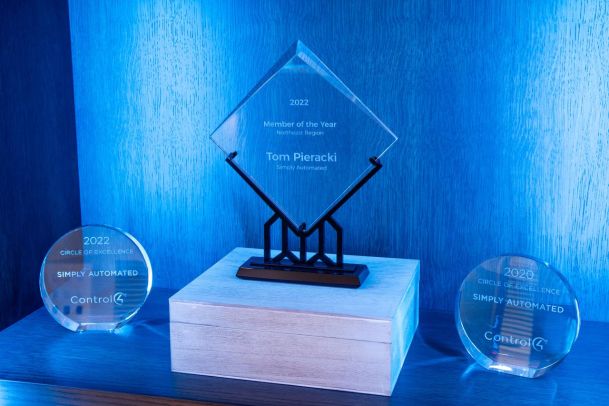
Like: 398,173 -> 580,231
0,288 -> 606,405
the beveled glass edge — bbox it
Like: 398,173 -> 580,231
208,41 -> 399,228
209,40 -> 398,157
209,41 -> 303,155
454,254 -> 581,378
292,41 -> 398,151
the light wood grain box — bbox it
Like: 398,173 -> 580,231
169,247 -> 419,396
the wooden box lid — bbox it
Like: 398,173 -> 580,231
170,247 -> 419,343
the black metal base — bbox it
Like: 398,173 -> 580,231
226,153 -> 381,289
237,256 -> 369,288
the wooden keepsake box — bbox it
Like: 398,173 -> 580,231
169,247 -> 419,396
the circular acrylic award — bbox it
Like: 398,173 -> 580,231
40,225 -> 152,332
456,255 -> 580,378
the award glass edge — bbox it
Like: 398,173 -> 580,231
209,40 -> 398,230
455,254 -> 581,378
39,224 -> 153,332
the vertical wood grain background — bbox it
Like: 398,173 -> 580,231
68,0 -> 609,321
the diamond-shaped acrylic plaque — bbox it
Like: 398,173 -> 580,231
210,41 -> 397,287
211,41 -> 397,229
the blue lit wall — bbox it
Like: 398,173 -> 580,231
68,1 -> 609,321
0,0 -> 81,328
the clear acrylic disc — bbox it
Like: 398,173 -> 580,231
40,225 -> 152,332
456,255 -> 580,378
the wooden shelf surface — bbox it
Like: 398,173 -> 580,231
0,288 -> 606,405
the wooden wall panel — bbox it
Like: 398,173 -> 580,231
69,0 -> 609,321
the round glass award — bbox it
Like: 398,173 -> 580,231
456,255 -> 580,378
40,225 -> 152,332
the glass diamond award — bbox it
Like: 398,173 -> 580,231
40,225 -> 153,332
210,41 -> 397,287
456,255 -> 580,378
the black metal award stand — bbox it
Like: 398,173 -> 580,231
226,151 -> 381,288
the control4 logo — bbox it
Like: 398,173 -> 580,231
70,292 -> 127,305
484,331 -> 548,352
113,292 -> 125,305
531,337 -> 547,351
